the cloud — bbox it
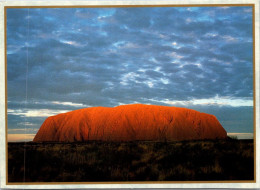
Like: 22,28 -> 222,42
8,108 -> 71,117
8,134 -> 35,142
51,101 -> 86,107
227,133 -> 253,139
8,128 -> 38,133
157,96 -> 253,107
60,40 -> 84,47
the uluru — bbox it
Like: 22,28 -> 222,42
33,104 -> 227,142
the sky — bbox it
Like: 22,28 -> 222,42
6,6 -> 254,141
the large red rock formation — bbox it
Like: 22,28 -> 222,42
33,104 -> 227,142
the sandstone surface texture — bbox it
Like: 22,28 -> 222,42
33,104 -> 227,142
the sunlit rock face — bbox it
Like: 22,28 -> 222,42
33,104 -> 227,142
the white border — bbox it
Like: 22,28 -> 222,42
0,0 -> 259,189
0,0 -> 6,188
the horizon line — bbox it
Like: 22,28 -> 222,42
7,132 -> 254,142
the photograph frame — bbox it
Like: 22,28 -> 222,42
0,0 -> 259,189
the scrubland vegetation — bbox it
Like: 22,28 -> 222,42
8,139 -> 254,182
